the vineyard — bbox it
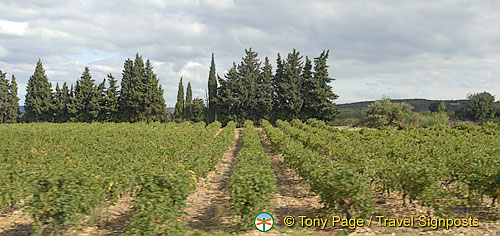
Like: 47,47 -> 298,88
0,121 -> 499,235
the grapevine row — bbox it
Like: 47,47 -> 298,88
229,120 -> 276,229
262,120 -> 372,217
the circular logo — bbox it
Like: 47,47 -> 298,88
254,212 -> 274,232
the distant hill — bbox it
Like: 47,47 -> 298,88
337,99 -> 469,114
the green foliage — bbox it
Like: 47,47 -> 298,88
184,82 -> 193,120
360,97 -> 413,128
26,170 -> 105,235
73,67 -> 101,122
467,92 -> 496,123
118,55 -> 167,123
174,78 -> 184,121
0,121 -> 236,234
208,53 -> 217,123
104,74 -> 119,122
230,120 -> 276,229
405,112 -> 449,127
0,70 -> 10,123
264,120 -> 372,217
429,101 -> 447,113
290,119 -> 500,214
24,59 -> 52,122
124,166 -> 196,236
190,98 -> 206,122
5,75 -> 19,123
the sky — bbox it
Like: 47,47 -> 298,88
0,0 -> 499,106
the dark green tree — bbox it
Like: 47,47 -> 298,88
237,48 -> 261,121
310,50 -> 338,121
217,69 -> 239,125
467,92 -> 495,122
174,77 -> 184,121
105,74 -> 119,122
271,53 -> 286,121
282,49 -> 304,120
299,56 -> 314,120
257,57 -> 273,120
97,79 -> 107,122
144,60 -> 167,122
52,83 -> 65,122
24,59 -> 52,122
73,67 -> 100,122
208,53 -> 217,123
6,75 -> 19,123
0,70 -> 9,123
119,58 -> 135,122
191,98 -> 206,122
185,82 -> 192,120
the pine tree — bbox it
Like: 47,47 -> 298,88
119,58 -> 134,122
60,82 -> 71,122
299,56 -> 315,120
73,67 -> 100,122
52,83 -> 64,122
258,57 -> 273,121
97,79 -> 107,122
208,53 -> 217,123
105,74 -> 119,122
67,84 -> 77,121
238,48 -> 261,121
281,49 -> 304,120
144,59 -> 167,122
0,70 -> 9,123
191,98 -> 206,122
312,50 -> 338,121
174,77 -> 184,121
185,82 -> 193,120
6,75 -> 19,123
217,64 -> 240,124
24,59 -> 52,122
271,53 -> 286,121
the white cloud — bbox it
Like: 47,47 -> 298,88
0,20 -> 29,36
0,0 -> 499,105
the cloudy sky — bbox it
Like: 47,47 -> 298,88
0,0 -> 499,106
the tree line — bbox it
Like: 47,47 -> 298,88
174,48 -> 339,125
0,49 -> 340,124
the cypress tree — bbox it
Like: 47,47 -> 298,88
73,67 -> 100,122
97,79 -> 107,122
271,53 -> 286,121
258,57 -> 273,121
208,53 -> 217,123
60,82 -> 71,122
299,56 -> 315,120
67,84 -> 77,121
312,50 -> 338,121
52,83 -> 64,122
185,82 -> 192,120
238,48 -> 261,121
145,59 -> 167,122
0,70 -> 8,123
24,59 -> 52,122
174,77 -> 184,121
282,49 -> 304,120
105,74 -> 119,122
191,98 -> 206,122
133,54 -> 147,122
119,58 -> 134,122
6,75 -> 19,123
217,64 -> 239,124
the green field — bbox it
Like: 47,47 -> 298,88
0,121 -> 499,235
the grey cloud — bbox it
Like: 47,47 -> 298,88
0,0 -> 499,105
